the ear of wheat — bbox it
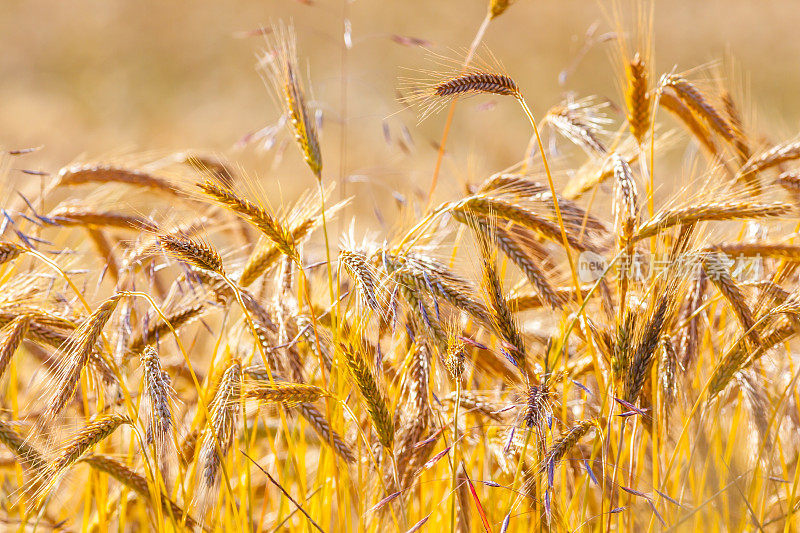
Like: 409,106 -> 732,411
625,53 -> 651,144
262,22 -> 322,180
664,76 -> 734,141
45,295 -> 122,420
434,72 -> 518,98
199,360 -> 241,493
339,341 -> 394,450
139,345 -> 176,478
39,413 -> 131,498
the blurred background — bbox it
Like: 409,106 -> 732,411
2,0 -> 800,223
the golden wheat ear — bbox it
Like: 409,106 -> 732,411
197,180 -> 297,259
261,22 -> 322,181
33,413 -> 131,504
159,233 -> 226,276
624,53 -> 651,145
139,345 -> 177,483
41,294 -> 122,422
197,360 -> 241,500
338,340 -> 394,450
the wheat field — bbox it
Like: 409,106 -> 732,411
1,1 -> 800,531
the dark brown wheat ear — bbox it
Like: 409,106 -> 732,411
434,72 -> 518,98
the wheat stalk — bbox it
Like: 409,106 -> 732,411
127,303 -> 205,357
46,206 -> 158,231
139,345 -> 175,476
159,233 -> 226,275
340,249 -> 382,312
434,72 -> 518,98
702,252 -> 760,346
0,417 -> 46,471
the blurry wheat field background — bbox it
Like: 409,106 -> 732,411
4,0 -> 800,204
4,0 -> 800,532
